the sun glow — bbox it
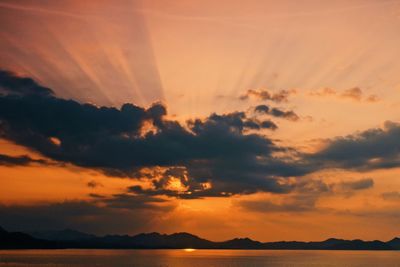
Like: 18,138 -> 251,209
166,177 -> 188,192
183,248 -> 196,252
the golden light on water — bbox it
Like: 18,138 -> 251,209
183,248 -> 196,252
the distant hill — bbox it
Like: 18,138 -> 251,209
387,237 -> 400,250
0,226 -> 399,250
0,226 -> 55,249
28,229 -> 96,241
263,238 -> 392,250
128,232 -> 215,248
217,237 -> 263,249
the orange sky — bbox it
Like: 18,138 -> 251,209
0,0 -> 400,241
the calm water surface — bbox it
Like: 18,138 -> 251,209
0,249 -> 399,267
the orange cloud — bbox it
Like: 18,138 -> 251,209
309,87 -> 380,103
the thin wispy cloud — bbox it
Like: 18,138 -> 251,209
309,87 -> 380,103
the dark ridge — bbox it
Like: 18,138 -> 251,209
0,226 -> 399,250
217,237 -> 262,249
0,227 -> 59,249
27,229 -> 96,241
384,238 -> 400,250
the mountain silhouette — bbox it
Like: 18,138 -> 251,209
1,226 -> 399,250
0,226 -> 55,249
387,237 -> 400,250
217,237 -> 262,249
263,238 -> 391,250
28,229 -> 96,241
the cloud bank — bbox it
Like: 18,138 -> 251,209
1,70 -> 398,201
0,70 -> 307,199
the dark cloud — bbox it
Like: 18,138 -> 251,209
269,108 -> 299,121
254,104 -> 269,113
87,180 -> 103,188
307,121 -> 400,170
201,112 -> 278,132
126,160 -> 306,199
0,70 -> 53,97
240,89 -> 295,103
260,120 -> 278,130
0,153 -> 48,166
0,70 -> 395,200
254,104 -> 299,122
88,193 -> 106,199
0,70 -> 306,198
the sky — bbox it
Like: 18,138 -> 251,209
0,0 -> 400,242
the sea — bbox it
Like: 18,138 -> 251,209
0,249 -> 399,266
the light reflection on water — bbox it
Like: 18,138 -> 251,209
0,249 -> 399,267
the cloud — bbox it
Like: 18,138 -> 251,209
0,153 -> 48,166
236,195 -> 318,213
99,193 -> 173,211
254,105 -> 270,113
338,178 -> 374,191
0,70 -> 53,97
87,180 -> 103,188
240,89 -> 296,103
365,94 -> 380,103
235,178 -> 375,214
0,70 -> 394,200
269,108 -> 299,121
202,112 -> 278,131
260,120 -> 278,130
341,87 -> 363,101
235,179 -> 331,213
309,87 -> 380,103
254,105 -> 300,121
0,70 -> 307,198
307,121 -> 400,170
381,191 -> 400,201
309,88 -> 336,97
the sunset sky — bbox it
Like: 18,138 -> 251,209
1,0 -> 400,242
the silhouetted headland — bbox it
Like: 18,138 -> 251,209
1,226 -> 399,250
